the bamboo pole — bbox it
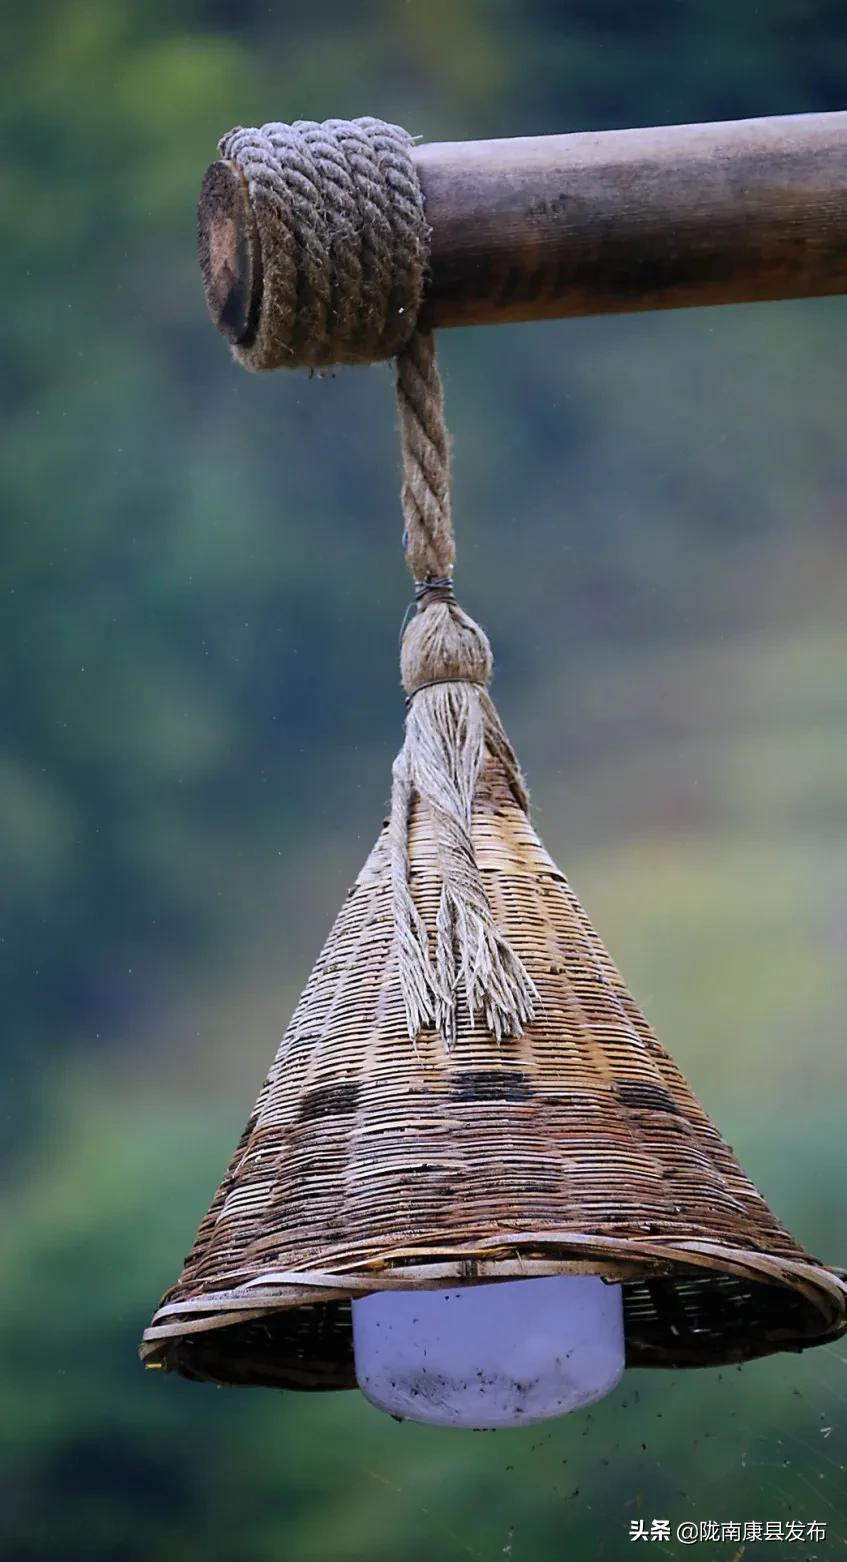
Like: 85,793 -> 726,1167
198,111 -> 847,344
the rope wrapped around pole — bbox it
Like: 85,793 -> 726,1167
219,117 -> 536,1043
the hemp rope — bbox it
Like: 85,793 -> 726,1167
220,117 -> 537,1043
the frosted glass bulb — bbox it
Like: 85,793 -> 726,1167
352,1274 -> 625,1428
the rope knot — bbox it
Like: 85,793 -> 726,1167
400,600 -> 493,697
219,118 -> 429,372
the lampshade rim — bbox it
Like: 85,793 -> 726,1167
140,1233 -> 847,1379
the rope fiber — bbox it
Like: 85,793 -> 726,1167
221,116 -> 537,1042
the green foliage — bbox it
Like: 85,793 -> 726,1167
3,2 -> 847,1557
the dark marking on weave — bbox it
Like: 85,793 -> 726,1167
452,1069 -> 531,1103
616,1081 -> 681,1115
298,1081 -> 360,1122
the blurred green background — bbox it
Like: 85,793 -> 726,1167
2,3 -> 846,1558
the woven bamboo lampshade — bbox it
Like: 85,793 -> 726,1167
141,749 -> 847,1389
143,113 -> 846,1404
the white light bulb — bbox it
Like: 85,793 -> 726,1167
352,1274 -> 625,1428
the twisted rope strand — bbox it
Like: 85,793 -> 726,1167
395,332 -> 455,583
220,116 -> 536,1042
298,120 -> 364,353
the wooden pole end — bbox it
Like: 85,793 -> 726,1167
197,160 -> 262,346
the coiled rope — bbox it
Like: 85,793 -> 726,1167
221,117 -> 537,1043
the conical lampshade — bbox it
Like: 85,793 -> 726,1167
141,753 -> 846,1389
